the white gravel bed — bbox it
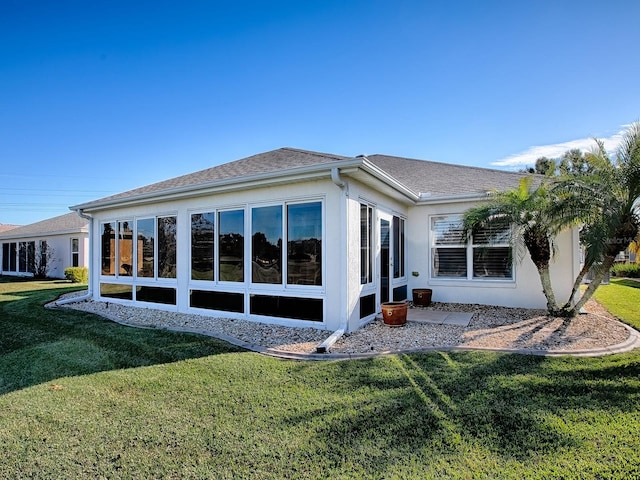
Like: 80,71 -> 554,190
52,291 -> 633,355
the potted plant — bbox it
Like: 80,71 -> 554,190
412,288 -> 432,307
381,301 -> 408,326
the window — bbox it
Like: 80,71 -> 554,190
136,286 -> 176,305
101,221 -> 133,276
136,218 -> 155,277
39,240 -> 47,273
118,221 -> 133,276
17,241 -> 35,273
218,209 -> 244,282
9,242 -> 16,271
393,216 -> 405,279
431,215 -> 512,280
360,203 -> 373,284
472,219 -> 512,278
2,242 -> 18,272
71,238 -> 79,268
102,216 -> 176,280
190,290 -> 244,313
250,294 -> 323,322
191,212 -> 215,281
101,222 -> 116,275
2,243 -> 9,271
251,205 -> 283,284
251,202 -> 323,286
158,216 -> 177,278
287,202 -> 322,286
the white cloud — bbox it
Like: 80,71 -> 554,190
491,127 -> 627,168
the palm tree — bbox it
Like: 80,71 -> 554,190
463,176 -> 563,315
552,122 -> 640,314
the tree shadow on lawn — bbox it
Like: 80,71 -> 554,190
284,351 -> 640,474
611,278 -> 640,289
0,287 -> 245,395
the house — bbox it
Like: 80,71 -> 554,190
0,212 -> 89,279
70,147 -> 580,333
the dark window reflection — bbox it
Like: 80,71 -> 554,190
219,209 -> 244,282
287,202 -> 322,286
251,206 -> 282,284
137,218 -> 155,278
118,221 -> 133,276
158,216 -> 177,278
191,212 -> 215,281
101,222 -> 116,275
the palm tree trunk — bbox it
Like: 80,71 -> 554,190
572,255 -> 616,313
561,261 -> 592,311
536,265 -> 559,315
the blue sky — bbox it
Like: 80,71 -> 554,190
2,0 -> 639,225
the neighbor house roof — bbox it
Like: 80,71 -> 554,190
0,212 -> 88,240
0,224 -> 20,234
72,147 -> 530,212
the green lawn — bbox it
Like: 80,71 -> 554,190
593,278 -> 640,330
1,279 -> 639,478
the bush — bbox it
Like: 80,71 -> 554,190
610,263 -> 640,278
64,267 -> 88,283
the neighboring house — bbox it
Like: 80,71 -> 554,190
70,147 -> 580,333
0,212 -> 89,279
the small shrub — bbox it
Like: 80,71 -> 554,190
610,263 -> 640,278
64,267 -> 88,283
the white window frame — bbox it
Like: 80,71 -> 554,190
430,214 -> 514,282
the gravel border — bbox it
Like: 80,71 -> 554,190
49,290 -> 640,359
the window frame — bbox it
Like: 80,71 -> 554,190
71,238 -> 79,268
249,200 -> 324,290
360,202 -> 374,285
430,214 -> 514,282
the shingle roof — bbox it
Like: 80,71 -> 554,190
0,212 -> 88,240
0,224 -> 20,234
72,147 -> 530,211
366,154 -> 528,197
74,148 -> 351,210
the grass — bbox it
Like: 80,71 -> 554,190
1,278 -> 639,478
593,278 -> 640,330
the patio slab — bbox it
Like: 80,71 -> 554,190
407,309 -> 473,326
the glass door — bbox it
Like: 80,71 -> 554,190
379,213 -> 392,305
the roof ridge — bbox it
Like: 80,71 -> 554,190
280,146 -> 352,160
368,153 -> 535,176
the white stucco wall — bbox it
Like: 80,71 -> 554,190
406,201 -> 579,309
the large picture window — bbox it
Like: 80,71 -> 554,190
250,202 -> 324,287
431,215 -> 512,280
102,216 -> 176,281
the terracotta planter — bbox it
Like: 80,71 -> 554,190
412,288 -> 432,307
381,301 -> 408,326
